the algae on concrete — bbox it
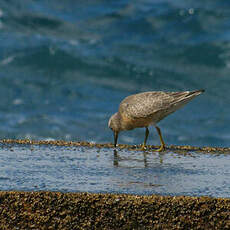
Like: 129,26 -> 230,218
1,139 -> 230,153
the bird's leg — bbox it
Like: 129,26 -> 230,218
141,127 -> 149,150
155,126 -> 166,152
114,131 -> 118,148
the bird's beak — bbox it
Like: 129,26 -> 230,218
114,131 -> 118,148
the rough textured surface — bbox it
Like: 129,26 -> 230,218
1,139 -> 230,153
0,191 -> 229,229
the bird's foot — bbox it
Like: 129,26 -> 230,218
141,144 -> 148,151
155,144 -> 166,152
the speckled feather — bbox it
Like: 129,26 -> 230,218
118,90 -> 204,126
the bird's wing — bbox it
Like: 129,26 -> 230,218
118,91 -> 200,119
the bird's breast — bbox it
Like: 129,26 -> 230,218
120,113 -> 154,130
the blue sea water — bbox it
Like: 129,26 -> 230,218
0,0 -> 230,147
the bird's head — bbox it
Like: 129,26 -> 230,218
108,112 -> 121,147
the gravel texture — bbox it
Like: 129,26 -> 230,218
0,191 -> 229,229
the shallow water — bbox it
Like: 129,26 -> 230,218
1,144 -> 229,198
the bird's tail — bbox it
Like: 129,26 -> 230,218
173,89 -> 205,108
166,89 -> 205,116
187,89 -> 205,97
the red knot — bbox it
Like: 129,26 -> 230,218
108,90 -> 204,151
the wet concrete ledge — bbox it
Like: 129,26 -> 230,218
0,139 -> 230,229
0,191 -> 229,230
1,138 -> 230,153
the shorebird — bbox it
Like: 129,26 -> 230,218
108,90 -> 204,151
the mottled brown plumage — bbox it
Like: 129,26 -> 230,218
108,90 -> 204,151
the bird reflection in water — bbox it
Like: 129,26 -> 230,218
113,149 -> 164,168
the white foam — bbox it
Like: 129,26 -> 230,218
1,56 -> 15,65
13,98 -> 23,105
0,9 -> 3,18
